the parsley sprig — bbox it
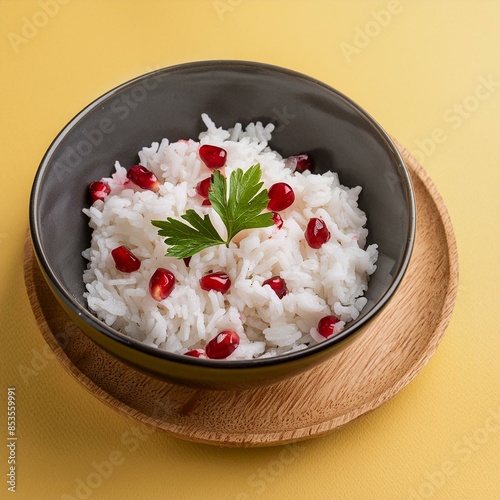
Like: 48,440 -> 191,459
152,164 -> 274,258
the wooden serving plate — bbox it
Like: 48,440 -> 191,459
24,144 -> 458,447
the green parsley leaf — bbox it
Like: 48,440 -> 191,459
152,163 -> 274,259
151,210 -> 224,259
210,164 -> 273,244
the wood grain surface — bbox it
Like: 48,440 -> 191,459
23,144 -> 458,447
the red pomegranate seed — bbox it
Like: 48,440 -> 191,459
267,183 -> 295,212
317,315 -> 340,338
149,268 -> 176,301
271,212 -> 283,229
199,145 -> 227,169
126,165 -> 160,192
200,272 -> 231,293
111,246 -> 141,273
285,153 -> 315,173
184,349 -> 207,359
305,218 -> 331,249
196,176 -> 212,198
202,199 -> 212,206
263,276 -> 288,299
205,331 -> 240,359
89,181 -> 111,202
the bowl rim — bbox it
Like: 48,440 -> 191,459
30,59 -> 416,370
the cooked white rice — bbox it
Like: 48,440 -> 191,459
82,114 -> 378,359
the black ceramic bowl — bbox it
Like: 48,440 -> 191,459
30,61 -> 415,390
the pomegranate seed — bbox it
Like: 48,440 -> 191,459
184,349 -> 207,359
111,246 -> 141,273
271,212 -> 283,229
285,153 -> 315,173
205,331 -> 240,359
267,183 -> 295,211
317,315 -> 340,338
263,276 -> 288,299
305,218 -> 331,249
200,272 -> 231,293
202,199 -> 212,206
196,176 -> 212,198
199,145 -> 227,169
89,181 -> 111,202
149,268 -> 176,301
126,165 -> 160,192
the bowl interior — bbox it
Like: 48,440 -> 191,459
31,61 -> 414,361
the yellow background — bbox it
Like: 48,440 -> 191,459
1,0 -> 499,499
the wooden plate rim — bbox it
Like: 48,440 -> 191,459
23,143 -> 459,446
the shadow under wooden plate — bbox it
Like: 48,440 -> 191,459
24,144 -> 458,447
